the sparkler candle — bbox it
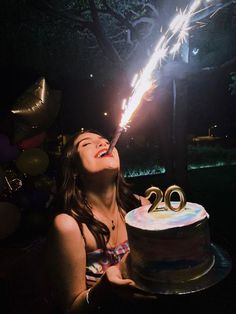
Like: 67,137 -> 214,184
106,126 -> 123,154
106,0 -> 232,154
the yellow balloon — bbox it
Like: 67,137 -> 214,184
15,148 -> 49,176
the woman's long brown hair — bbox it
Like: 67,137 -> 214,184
55,130 -> 141,250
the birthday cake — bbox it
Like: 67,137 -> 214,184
125,200 -> 217,294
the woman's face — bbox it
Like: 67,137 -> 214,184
74,132 -> 120,174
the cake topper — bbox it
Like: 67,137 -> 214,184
145,185 -> 186,213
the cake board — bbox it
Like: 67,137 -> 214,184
122,243 -> 232,295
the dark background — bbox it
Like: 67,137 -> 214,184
0,0 -> 236,137
0,1 -> 236,313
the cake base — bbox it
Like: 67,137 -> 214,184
122,243 -> 232,295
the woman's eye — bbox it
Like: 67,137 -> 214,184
105,141 -> 110,145
82,142 -> 91,147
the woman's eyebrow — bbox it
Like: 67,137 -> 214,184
75,137 -> 91,147
75,135 -> 108,148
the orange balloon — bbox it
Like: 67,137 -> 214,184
15,148 -> 49,176
0,202 -> 21,240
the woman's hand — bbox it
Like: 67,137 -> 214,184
105,263 -> 135,286
103,253 -> 158,300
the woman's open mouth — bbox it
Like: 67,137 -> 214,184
95,149 -> 112,158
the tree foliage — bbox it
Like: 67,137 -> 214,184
229,72 -> 236,95
1,0 -> 236,85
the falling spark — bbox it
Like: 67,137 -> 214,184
106,0 -> 232,154
210,7 -> 220,18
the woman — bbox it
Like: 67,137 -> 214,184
46,130 -> 151,314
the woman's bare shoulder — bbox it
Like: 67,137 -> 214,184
49,213 -> 85,250
53,213 -> 80,235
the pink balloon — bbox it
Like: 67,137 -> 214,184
17,132 -> 46,150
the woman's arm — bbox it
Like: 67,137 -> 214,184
46,213 -> 135,314
46,213 -> 89,313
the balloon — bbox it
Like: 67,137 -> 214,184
11,77 -> 61,129
15,148 -> 49,176
0,166 -> 5,194
13,121 -> 40,144
0,134 -> 19,162
34,175 -> 54,192
4,169 -> 23,193
0,112 -> 14,140
0,202 -> 21,239
17,132 -> 46,150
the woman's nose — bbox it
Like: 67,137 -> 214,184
97,140 -> 107,148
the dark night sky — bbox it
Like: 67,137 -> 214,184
0,0 -> 236,139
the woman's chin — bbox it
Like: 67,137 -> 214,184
86,167 -> 118,176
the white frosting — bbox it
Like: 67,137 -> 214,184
125,202 -> 209,231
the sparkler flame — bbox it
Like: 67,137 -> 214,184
119,2 -> 201,129
107,0 -> 233,154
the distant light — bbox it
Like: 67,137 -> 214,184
89,74 -> 94,78
192,48 -> 199,55
81,127 -> 84,132
103,112 -> 108,116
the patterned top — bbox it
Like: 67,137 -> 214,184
85,240 -> 130,288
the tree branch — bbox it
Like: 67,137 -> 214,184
101,0 -> 141,41
30,0 -> 94,32
220,56 -> 236,68
88,0 -> 123,65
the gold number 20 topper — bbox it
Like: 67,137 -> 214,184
145,185 -> 186,213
